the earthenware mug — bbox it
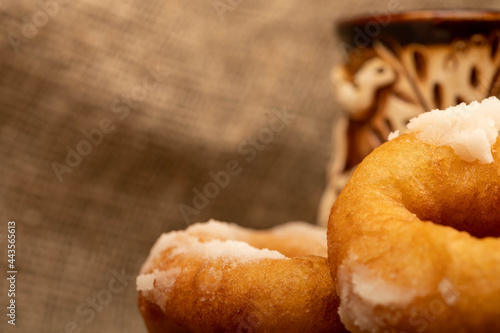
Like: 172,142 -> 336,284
318,10 -> 500,226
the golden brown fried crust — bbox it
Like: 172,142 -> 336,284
328,134 -> 500,333
139,222 -> 347,333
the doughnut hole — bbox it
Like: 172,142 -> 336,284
396,139 -> 500,239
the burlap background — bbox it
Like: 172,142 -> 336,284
0,0 -> 495,332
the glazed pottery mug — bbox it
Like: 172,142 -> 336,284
318,10 -> 500,226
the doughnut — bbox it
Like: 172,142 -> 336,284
328,97 -> 500,332
137,220 -> 347,333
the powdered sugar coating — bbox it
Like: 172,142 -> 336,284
136,272 -> 157,291
351,264 -> 418,306
387,130 -> 400,141
139,228 -> 286,275
136,267 -> 182,292
406,97 -> 500,163
137,220 -> 290,297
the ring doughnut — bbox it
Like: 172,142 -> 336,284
328,97 -> 500,332
137,220 -> 346,332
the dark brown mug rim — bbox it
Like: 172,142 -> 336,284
336,9 -> 500,47
338,9 -> 500,28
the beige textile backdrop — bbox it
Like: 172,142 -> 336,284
0,0 -> 496,332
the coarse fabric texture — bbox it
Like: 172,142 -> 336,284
0,0 -> 492,332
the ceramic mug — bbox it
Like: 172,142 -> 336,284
318,10 -> 500,226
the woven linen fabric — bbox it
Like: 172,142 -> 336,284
0,0 -> 492,332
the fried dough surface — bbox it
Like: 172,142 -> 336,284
328,133 -> 500,333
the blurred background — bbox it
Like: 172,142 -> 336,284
0,0 -> 496,332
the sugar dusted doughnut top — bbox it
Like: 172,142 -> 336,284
390,96 -> 500,163
137,220 -> 287,292
137,220 -> 344,333
137,219 -> 328,292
